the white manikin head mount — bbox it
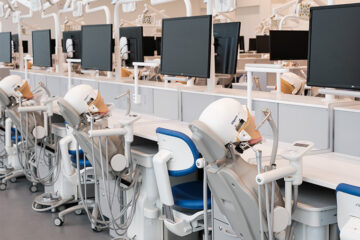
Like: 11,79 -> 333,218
189,120 -> 227,164
0,87 -> 10,108
57,98 -> 82,130
189,120 -> 268,239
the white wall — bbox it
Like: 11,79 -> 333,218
2,0 -> 360,52
1,0 -> 202,37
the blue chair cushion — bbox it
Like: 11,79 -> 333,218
70,154 -> 92,167
68,149 -> 84,156
68,150 -> 91,167
11,135 -> 22,142
172,181 -> 211,210
11,128 -> 21,142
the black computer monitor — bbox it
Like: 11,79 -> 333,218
62,30 -> 82,59
214,22 -> 240,74
143,36 -> 156,56
249,38 -> 256,51
81,24 -> 113,71
0,32 -> 11,63
22,41 -> 28,54
307,3 -> 360,90
155,37 -> 161,55
161,15 -> 212,78
32,30 -> 52,67
119,26 -> 144,67
12,34 -> 29,54
239,36 -> 245,52
256,35 -> 270,53
270,30 -> 308,60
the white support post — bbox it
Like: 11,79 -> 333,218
41,11 -> 62,73
276,72 -> 281,96
133,61 -> 159,104
184,0 -> 192,16
24,56 -> 32,81
245,64 -> 289,113
114,0 -> 122,81
247,71 -> 253,111
66,58 -> 81,90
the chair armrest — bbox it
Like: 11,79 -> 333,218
153,149 -> 173,206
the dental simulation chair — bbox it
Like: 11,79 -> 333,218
189,98 -> 313,240
337,183 -> 360,240
56,84 -> 139,234
153,127 -> 211,238
0,75 -> 60,192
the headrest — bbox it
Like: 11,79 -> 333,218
0,88 -> 10,107
189,120 -> 227,164
57,98 -> 81,129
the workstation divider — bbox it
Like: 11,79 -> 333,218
12,70 -> 358,157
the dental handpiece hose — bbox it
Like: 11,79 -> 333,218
263,109 -> 278,166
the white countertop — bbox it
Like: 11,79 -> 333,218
242,139 -> 360,190
108,109 -> 360,190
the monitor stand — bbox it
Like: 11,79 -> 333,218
319,88 -> 360,103
163,76 -> 194,87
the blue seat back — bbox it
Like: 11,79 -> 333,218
156,127 -> 199,177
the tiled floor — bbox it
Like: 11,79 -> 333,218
0,177 -> 109,240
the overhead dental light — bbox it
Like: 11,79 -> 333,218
66,38 -> 74,59
29,0 -> 42,12
73,1 -> 83,17
150,0 -> 175,5
120,36 -> 129,60
215,0 -> 236,13
0,2 -> 4,18
122,2 -> 136,12
12,11 -> 19,23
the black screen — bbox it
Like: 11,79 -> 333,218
11,34 -> 28,53
32,30 -> 52,67
307,4 -> 360,90
62,30 -> 82,59
143,36 -> 156,56
161,15 -> 212,78
239,36 -> 244,52
214,22 -> 240,74
249,38 -> 256,51
256,35 -> 270,53
22,41 -> 28,53
270,30 -> 308,60
0,32 -> 11,63
81,24 -> 113,71
120,26 -> 144,67
155,37 -> 161,55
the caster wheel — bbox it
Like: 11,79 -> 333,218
10,177 -> 16,183
92,227 -> 102,232
74,209 -> 83,215
0,182 -> 7,191
29,185 -> 38,193
54,217 -> 63,226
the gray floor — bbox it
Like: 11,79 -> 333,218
0,178 -> 109,240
